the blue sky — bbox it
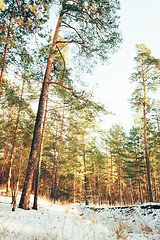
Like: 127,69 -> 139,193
81,0 -> 160,132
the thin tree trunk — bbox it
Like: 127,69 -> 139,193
6,79 -> 24,193
12,138 -> 23,211
155,107 -> 160,136
43,164 -> 47,196
54,105 -> 65,201
51,148 -> 57,199
0,17 -> 12,91
93,161 -> 96,203
138,180 -> 143,204
143,104 -> 153,202
118,160 -> 122,205
19,2 -> 66,210
51,126 -> 58,199
73,169 -> 76,203
33,94 -> 48,210
82,131 -> 89,205
83,152 -> 88,205
136,156 -> 143,204
142,59 -> 153,202
110,154 -> 114,205
0,117 -> 12,185
130,179 -> 134,205
97,169 -> 100,204
6,113 -> 20,193
107,156 -> 112,205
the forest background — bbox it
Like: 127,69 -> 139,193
0,0 -> 160,211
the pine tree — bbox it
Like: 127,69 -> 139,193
19,0 -> 121,209
130,44 -> 160,202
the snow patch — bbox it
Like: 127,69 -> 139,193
0,191 -> 160,239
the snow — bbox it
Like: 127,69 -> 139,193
0,191 -> 160,239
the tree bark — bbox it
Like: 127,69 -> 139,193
19,2 -> 66,210
130,179 -> 134,205
53,105 -> 65,201
83,152 -> 89,205
110,153 -> 113,205
0,17 -> 12,92
93,161 -> 96,203
136,156 -> 143,204
6,79 -> 24,193
155,107 -> 160,136
33,94 -> 48,210
12,137 -> 23,211
0,117 -> 12,185
118,160 -> 122,205
142,58 -> 153,202
73,169 -> 76,203
43,164 -> 47,196
51,126 -> 58,199
143,104 -> 153,202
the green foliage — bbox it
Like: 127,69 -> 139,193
57,0 -> 122,72
130,44 -> 160,112
123,127 -> 145,184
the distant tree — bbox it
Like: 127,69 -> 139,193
124,127 -> 145,204
105,124 -> 126,205
130,44 -> 160,202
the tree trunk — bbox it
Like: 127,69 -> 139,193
43,164 -> 47,196
33,94 -> 48,210
6,113 -> 20,193
93,162 -> 96,203
118,160 -> 122,205
136,156 -> 143,204
142,59 -> 153,202
73,169 -> 76,203
138,180 -> 143,204
6,79 -> 24,193
0,17 -> 12,91
52,105 -> 65,201
51,126 -> 58,199
12,138 -> 23,211
0,117 -> 12,185
130,179 -> 134,205
155,107 -> 160,136
51,148 -> 57,199
19,2 -> 66,210
143,104 -> 153,202
83,152 -> 89,205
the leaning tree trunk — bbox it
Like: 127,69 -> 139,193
0,17 -> 12,92
33,94 -> 48,210
19,3 -> 66,209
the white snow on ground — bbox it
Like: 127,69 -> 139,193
0,191 -> 160,239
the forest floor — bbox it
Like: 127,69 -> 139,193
0,191 -> 160,240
